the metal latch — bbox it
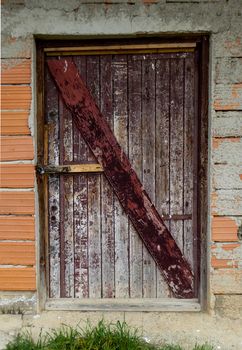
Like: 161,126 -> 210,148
36,166 -> 45,175
238,224 -> 242,241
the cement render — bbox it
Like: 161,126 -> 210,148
0,312 -> 242,350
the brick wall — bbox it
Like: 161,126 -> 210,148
0,56 -> 36,291
210,38 -> 242,298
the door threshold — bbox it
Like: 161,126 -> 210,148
46,298 -> 201,312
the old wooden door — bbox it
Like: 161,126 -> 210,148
42,43 -> 200,303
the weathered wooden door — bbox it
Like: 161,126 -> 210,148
42,44 -> 200,302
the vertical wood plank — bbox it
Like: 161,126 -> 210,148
72,55 -> 89,164
113,55 -> 129,298
86,56 -> 102,298
59,100 -> 74,297
74,174 -> 89,298
45,68 -> 60,298
72,56 -> 89,298
128,57 -> 143,298
155,58 -> 171,298
170,58 -> 184,253
63,174 -> 74,298
48,175 -> 60,298
142,59 -> 156,298
184,57 -> 195,270
100,56 -> 115,298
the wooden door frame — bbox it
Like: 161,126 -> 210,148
36,35 -> 209,312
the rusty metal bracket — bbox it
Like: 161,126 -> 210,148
36,164 -> 103,175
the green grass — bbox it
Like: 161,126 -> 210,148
5,320 -> 214,350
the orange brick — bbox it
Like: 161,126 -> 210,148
1,85 -> 31,110
0,267 -> 36,291
212,216 -> 238,242
0,216 -> 35,240
214,83 -> 242,110
0,242 -> 35,265
222,243 -> 240,251
0,164 -> 35,188
224,37 -> 242,55
1,111 -> 30,135
211,192 -> 218,215
211,256 -> 238,269
212,138 -> 221,149
0,191 -> 35,215
0,136 -> 34,161
1,59 -> 31,84
212,137 -> 240,149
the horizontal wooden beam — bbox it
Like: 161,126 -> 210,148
45,43 -> 196,56
37,164 -> 103,174
46,298 -> 200,312
47,49 -> 195,56
45,43 -> 196,52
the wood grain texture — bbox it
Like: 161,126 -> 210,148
48,175 -> 60,298
0,268 -> 36,291
45,51 -> 199,300
183,57 -> 195,270
0,136 -> 34,161
0,192 -> 35,215
0,164 -> 34,188
41,164 -> 103,174
170,58 -> 184,253
1,86 -> 31,110
86,56 -> 102,299
155,59 -> 171,298
45,43 -> 196,53
0,216 -> 35,240
47,58 -> 194,298
46,297 -> 200,312
128,57 -> 143,298
0,242 -> 35,265
100,55 -> 115,299
46,66 -> 60,298
73,56 -> 89,298
1,111 -> 30,135
60,100 -> 74,298
112,55 -> 129,298
73,174 -> 89,298
142,59 -> 156,298
1,59 -> 31,84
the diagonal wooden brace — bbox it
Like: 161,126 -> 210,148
47,58 -> 194,298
